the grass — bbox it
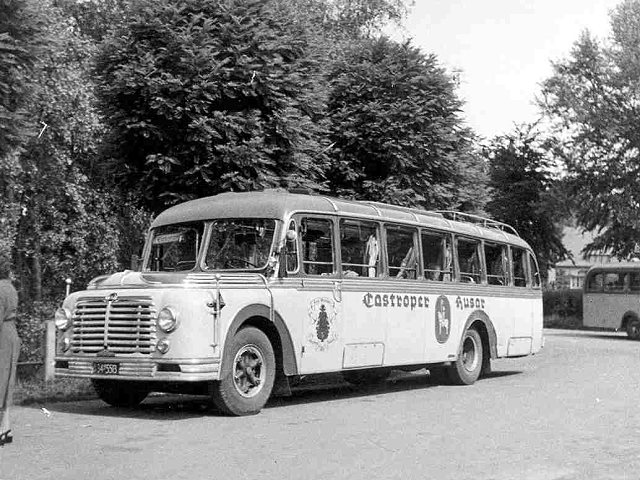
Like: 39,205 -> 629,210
14,376 -> 96,406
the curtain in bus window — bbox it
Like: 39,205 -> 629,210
529,253 -> 541,287
300,218 -> 334,275
457,238 -> 481,283
511,248 -> 527,287
386,226 -> 418,279
339,219 -> 379,277
421,231 -> 452,281
485,243 -> 508,285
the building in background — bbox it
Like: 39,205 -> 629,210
548,226 -> 620,289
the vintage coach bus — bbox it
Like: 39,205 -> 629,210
583,263 -> 640,339
54,191 -> 543,415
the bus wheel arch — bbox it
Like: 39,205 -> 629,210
622,311 -> 640,340
463,311 -> 497,377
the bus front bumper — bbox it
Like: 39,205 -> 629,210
54,356 -> 221,382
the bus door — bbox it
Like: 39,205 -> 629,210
273,216 -> 344,374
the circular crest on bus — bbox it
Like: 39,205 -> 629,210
435,295 -> 451,344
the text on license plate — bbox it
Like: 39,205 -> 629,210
93,362 -> 119,375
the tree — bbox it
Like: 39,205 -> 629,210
484,125 -> 569,276
326,36 -> 481,210
0,0 -> 48,256
539,0 -> 640,258
95,0 -> 332,211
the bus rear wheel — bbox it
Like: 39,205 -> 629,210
447,327 -> 483,385
626,319 -> 640,340
92,379 -> 150,407
211,327 -> 275,416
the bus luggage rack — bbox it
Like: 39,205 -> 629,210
434,211 -> 520,237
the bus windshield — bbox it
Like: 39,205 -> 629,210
146,222 -> 205,272
204,218 -> 276,270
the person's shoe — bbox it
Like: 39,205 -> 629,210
0,430 -> 12,446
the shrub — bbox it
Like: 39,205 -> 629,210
543,288 -> 583,329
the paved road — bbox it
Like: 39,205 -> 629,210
2,329 -> 640,480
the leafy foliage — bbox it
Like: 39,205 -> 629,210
95,0 -> 332,211
326,37 -> 479,210
484,125 -> 569,275
539,0 -> 640,258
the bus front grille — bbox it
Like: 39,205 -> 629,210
71,296 -> 157,354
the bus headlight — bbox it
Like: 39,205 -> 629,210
157,307 -> 178,333
55,308 -> 72,331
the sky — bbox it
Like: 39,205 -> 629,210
400,0 -> 622,140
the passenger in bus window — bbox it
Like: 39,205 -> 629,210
396,246 -> 417,279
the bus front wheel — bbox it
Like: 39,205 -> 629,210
448,327 -> 483,385
211,327 -> 275,416
626,319 -> 640,340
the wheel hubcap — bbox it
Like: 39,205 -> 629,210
233,345 -> 265,398
462,335 -> 479,372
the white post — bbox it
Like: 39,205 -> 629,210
44,319 -> 56,381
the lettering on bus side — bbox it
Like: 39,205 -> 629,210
362,292 -> 430,311
455,296 -> 485,310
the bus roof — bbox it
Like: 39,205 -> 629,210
586,262 -> 640,273
152,191 -> 530,249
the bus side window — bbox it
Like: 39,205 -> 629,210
604,272 -> 624,292
386,226 -> 418,279
456,237 -> 481,284
511,248 -> 527,287
529,253 -> 541,288
485,242 -> 508,286
300,218 -> 335,275
587,272 -> 604,292
421,231 -> 452,281
630,273 -> 640,292
339,219 -> 380,278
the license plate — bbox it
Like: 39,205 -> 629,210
93,362 -> 119,375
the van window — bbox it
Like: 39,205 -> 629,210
421,231 -> 452,281
300,218 -> 335,275
386,226 -> 418,279
340,219 -> 380,278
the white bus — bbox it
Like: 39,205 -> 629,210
583,263 -> 640,339
54,191 -> 543,415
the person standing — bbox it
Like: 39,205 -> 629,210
0,254 -> 19,446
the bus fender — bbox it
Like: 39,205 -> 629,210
462,310 -> 498,360
225,304 -> 298,376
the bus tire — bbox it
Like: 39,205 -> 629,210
211,327 -> 275,416
448,327 -> 483,385
342,368 -> 390,386
626,319 -> 640,340
92,379 -> 150,407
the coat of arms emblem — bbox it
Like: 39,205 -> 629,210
307,297 -> 338,351
435,295 -> 451,344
